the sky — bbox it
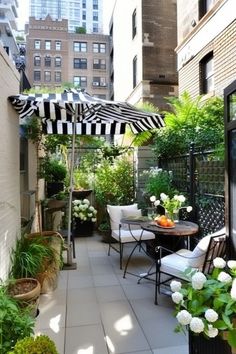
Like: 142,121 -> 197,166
17,0 -> 116,33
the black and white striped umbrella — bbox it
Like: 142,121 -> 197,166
8,89 -> 165,135
8,89 -> 164,266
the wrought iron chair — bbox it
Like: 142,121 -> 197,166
107,204 -> 155,270
149,227 -> 227,304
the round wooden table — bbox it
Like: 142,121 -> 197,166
141,220 -> 199,250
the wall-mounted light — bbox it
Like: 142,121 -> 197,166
191,19 -> 196,27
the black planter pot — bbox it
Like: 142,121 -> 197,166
72,189 -> 92,200
189,331 -> 232,354
47,182 -> 64,197
73,219 -> 94,237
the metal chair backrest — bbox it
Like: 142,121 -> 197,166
202,234 -> 227,274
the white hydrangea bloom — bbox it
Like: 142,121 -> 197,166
187,206 -> 193,213
170,280 -> 182,292
191,272 -> 207,290
230,279 -> 236,300
190,317 -> 204,333
172,292 -> 183,304
160,193 -> 168,201
150,195 -> 156,202
154,200 -> 160,206
91,218 -> 97,222
206,324 -> 218,338
213,257 -> 226,269
205,309 -> 218,322
176,195 -> 185,203
88,213 -> 93,218
217,271 -> 232,284
89,206 -> 95,211
74,206 -> 79,211
228,260 -> 236,269
176,310 -> 192,325
83,199 -> 90,204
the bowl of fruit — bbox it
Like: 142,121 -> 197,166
153,215 -> 175,228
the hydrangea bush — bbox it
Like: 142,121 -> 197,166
72,199 -> 97,223
171,258 -> 236,348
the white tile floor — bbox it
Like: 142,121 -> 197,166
35,234 -> 188,354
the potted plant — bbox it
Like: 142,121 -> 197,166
7,278 -> 41,318
25,231 -> 64,293
9,334 -> 59,354
0,285 -> 35,354
41,157 -> 67,197
72,198 -> 97,236
170,257 -> 236,353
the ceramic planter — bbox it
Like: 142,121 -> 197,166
189,331 -> 232,354
73,219 -> 94,237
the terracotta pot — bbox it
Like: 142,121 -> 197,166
8,278 -> 41,317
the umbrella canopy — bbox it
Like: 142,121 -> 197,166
9,89 -> 165,266
8,90 -> 165,134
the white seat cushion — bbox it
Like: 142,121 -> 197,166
107,204 -> 138,230
160,249 -> 194,279
111,229 -> 155,243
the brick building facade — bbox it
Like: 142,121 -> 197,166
26,16 -> 110,98
176,0 -> 236,98
110,0 -> 178,111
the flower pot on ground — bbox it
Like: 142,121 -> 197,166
72,199 -> 97,237
0,285 -> 35,354
189,330 -> 232,354
9,334 -> 59,354
7,278 -> 41,318
98,221 -> 116,243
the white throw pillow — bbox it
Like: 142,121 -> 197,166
121,208 -> 142,230
187,235 -> 212,268
187,227 -> 226,268
107,204 -> 138,230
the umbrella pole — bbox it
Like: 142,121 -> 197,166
64,111 -> 77,269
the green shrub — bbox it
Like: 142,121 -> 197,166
9,335 -> 59,354
0,286 -> 34,354
41,158 -> 67,182
142,168 -> 178,199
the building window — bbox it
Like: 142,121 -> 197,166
93,77 -> 106,87
34,40 -> 40,49
200,53 -> 214,94
55,41 -> 61,50
93,0 -> 98,10
132,9 -> 137,39
93,11 -> 98,21
34,56 -> 41,66
44,56 -> 51,67
45,40 -> 51,50
74,41 -> 87,52
93,43 -> 106,53
93,58 -> 106,70
199,0 -> 215,19
55,57 -> 62,67
55,71 -> 61,82
133,55 -> 137,88
74,58 -> 87,69
73,76 -> 87,88
93,23 -> 98,32
82,10 -> 86,20
94,94 -> 106,99
82,0 -> 86,8
44,71 -> 51,82
34,71 -> 41,81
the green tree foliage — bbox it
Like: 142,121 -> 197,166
152,92 -> 224,158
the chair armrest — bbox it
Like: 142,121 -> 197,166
155,245 -> 176,259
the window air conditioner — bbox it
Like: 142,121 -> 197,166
93,82 -> 99,86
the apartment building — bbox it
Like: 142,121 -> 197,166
26,16 -> 110,97
0,0 -> 19,61
110,0 -> 178,111
29,0 -> 103,34
176,0 -> 236,98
